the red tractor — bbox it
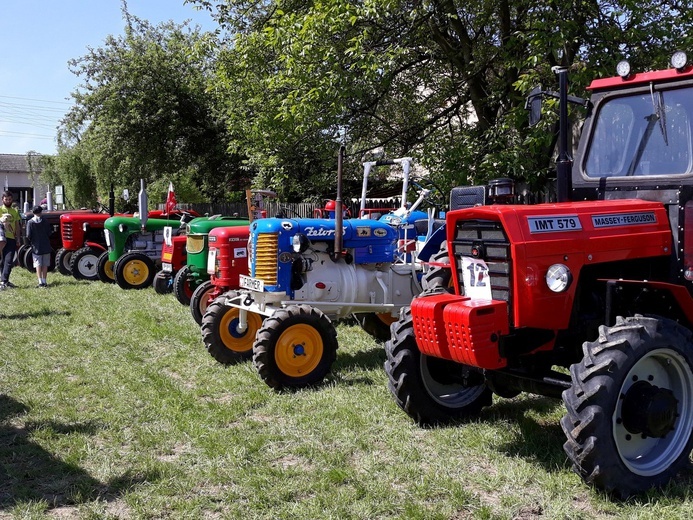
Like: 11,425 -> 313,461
384,53 -> 693,497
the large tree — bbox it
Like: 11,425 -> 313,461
57,7 -> 247,206
192,0 -> 693,197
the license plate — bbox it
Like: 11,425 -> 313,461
207,248 -> 217,275
162,263 -> 173,273
461,257 -> 492,300
239,275 -> 264,292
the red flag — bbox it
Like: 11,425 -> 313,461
165,182 -> 177,215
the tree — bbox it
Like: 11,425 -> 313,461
57,5 -> 247,206
191,0 -> 693,197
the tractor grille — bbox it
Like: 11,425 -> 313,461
452,219 -> 512,308
62,222 -> 73,241
253,233 -> 279,285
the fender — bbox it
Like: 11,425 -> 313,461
602,279 -> 693,327
84,241 -> 107,252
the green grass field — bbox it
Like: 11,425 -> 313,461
1,267 -> 692,519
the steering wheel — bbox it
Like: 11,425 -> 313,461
409,177 -> 446,212
275,206 -> 302,219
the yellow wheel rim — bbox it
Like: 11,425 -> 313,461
122,259 -> 150,285
104,260 -> 115,280
274,324 -> 323,377
219,308 -> 262,354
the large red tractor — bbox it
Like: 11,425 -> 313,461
384,53 -> 693,497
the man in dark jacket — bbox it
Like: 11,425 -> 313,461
26,205 -> 52,288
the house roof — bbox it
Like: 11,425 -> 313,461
0,153 -> 42,173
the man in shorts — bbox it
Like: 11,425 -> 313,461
26,205 -> 52,288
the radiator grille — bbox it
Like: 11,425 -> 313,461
452,219 -> 512,307
254,233 -> 279,284
62,222 -> 73,241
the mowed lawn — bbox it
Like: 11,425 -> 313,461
1,267 -> 693,519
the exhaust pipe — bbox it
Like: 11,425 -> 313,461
332,146 -> 345,261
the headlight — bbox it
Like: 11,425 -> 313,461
118,224 -> 127,233
292,233 -> 310,253
546,264 -> 572,293
616,60 -> 631,78
671,51 -> 688,70
82,222 -> 89,232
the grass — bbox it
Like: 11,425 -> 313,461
1,267 -> 693,519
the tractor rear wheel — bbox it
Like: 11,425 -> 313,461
422,242 -> 452,293
70,246 -> 100,280
253,305 -> 338,390
561,315 -> 693,498
153,271 -> 172,294
96,251 -> 115,283
353,312 -> 396,341
190,280 -> 214,325
173,265 -> 194,306
114,252 -> 155,290
201,293 -> 263,364
384,306 -> 492,426
55,247 -> 73,276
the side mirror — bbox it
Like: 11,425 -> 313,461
525,85 -> 543,126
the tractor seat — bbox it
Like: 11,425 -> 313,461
449,185 -> 486,210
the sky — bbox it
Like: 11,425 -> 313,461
0,0 -> 217,156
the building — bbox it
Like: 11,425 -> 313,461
0,153 -> 49,211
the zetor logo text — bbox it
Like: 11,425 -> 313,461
303,226 -> 346,238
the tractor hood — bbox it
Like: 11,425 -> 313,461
251,217 -> 398,245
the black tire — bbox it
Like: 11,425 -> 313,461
153,271 -> 173,294
96,251 -> 115,284
353,313 -> 395,341
189,280 -> 215,325
422,242 -> 452,293
173,265 -> 194,306
16,244 -> 31,268
22,247 -> 35,273
70,246 -> 100,280
561,315 -> 693,498
55,247 -> 73,276
201,292 -> 263,364
114,252 -> 155,290
384,306 -> 492,426
253,305 -> 338,390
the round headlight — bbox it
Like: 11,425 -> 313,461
616,60 -> 631,78
546,264 -> 572,293
671,51 -> 688,70
292,233 -> 310,253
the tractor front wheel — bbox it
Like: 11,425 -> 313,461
153,271 -> 172,294
70,246 -> 100,280
114,252 -> 155,290
561,315 -> 693,498
16,244 -> 31,269
201,293 -> 263,364
55,247 -> 73,276
253,305 -> 338,390
96,251 -> 115,284
190,280 -> 214,325
384,306 -> 492,426
173,265 -> 194,306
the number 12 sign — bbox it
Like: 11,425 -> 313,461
461,257 -> 492,300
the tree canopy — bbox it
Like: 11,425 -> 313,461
44,0 -> 693,206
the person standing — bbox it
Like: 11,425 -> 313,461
26,205 -> 52,288
0,191 -> 20,289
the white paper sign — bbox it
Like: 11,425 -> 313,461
461,257 -> 492,300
